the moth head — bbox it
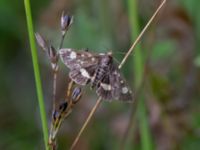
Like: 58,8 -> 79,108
107,51 -> 112,56
100,53 -> 113,65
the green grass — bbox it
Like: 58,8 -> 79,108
127,0 -> 153,150
24,0 -> 49,149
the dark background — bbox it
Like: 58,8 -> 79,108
0,0 -> 200,150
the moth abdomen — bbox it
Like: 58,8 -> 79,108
91,65 -> 106,88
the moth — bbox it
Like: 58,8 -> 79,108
59,48 -> 133,102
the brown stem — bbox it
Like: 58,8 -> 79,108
52,67 -> 58,111
70,97 -> 102,150
118,0 -> 166,69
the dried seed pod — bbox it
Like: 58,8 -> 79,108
47,46 -> 59,70
59,102 -> 68,112
61,12 -> 73,32
35,33 -> 48,51
48,46 -> 58,63
52,110 -> 59,121
71,87 -> 82,104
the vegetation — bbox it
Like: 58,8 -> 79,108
0,0 -> 199,149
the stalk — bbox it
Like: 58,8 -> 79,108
127,0 -> 153,150
24,0 -> 49,149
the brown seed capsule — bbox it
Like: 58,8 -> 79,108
35,33 -> 48,51
47,46 -> 59,69
52,110 -> 59,121
71,87 -> 82,103
59,102 -> 68,112
61,12 -> 73,32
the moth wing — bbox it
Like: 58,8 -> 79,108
69,69 -> 88,85
96,75 -> 113,101
59,48 -> 99,70
69,65 -> 97,85
110,66 -> 133,102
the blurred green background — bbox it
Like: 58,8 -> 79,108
1,0 -> 200,149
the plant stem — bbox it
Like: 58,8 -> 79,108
128,0 -> 143,87
126,0 -> 154,150
70,97 -> 102,150
24,0 -> 49,149
70,1 -> 166,149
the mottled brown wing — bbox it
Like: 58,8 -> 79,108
109,65 -> 133,102
69,65 -> 97,85
59,48 -> 99,70
96,75 -> 113,101
59,48 -> 100,85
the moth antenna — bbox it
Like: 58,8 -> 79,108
112,56 -> 121,66
114,51 -> 127,55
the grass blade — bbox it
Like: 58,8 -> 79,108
24,0 -> 49,149
127,0 -> 152,150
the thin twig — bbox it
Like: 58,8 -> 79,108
52,29 -> 67,120
118,0 -> 166,69
50,23 -> 69,150
69,1 -> 166,149
119,1 -> 166,149
70,97 -> 102,150
59,33 -> 66,49
52,67 -> 58,112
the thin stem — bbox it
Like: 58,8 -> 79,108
59,33 -> 66,49
70,1 -> 166,149
52,67 -> 58,113
52,31 -> 66,111
118,0 -> 166,69
24,0 -> 49,150
120,0 -> 166,149
70,97 -> 102,150
52,31 -> 66,119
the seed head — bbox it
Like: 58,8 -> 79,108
35,33 -> 48,51
61,11 -> 73,33
71,87 -> 82,104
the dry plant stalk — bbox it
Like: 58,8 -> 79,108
48,80 -> 82,150
70,0 -> 166,149
36,12 -> 75,150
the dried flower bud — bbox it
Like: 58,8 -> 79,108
47,46 -> 59,70
35,33 -> 48,51
52,110 -> 59,121
71,87 -> 82,103
61,12 -> 73,32
59,102 -> 68,112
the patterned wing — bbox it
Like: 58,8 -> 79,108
109,65 -> 133,102
59,48 -> 99,85
59,48 -> 99,70
96,74 -> 113,100
69,65 -> 97,85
